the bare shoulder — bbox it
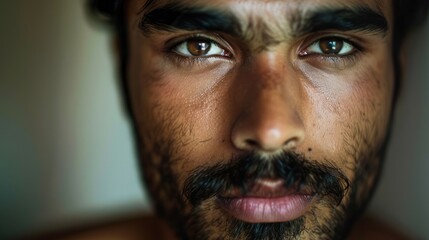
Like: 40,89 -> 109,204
25,214 -> 177,240
348,215 -> 413,240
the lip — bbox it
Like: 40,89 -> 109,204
217,179 -> 313,223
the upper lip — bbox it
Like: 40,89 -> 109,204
220,178 -> 311,198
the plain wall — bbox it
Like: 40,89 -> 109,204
369,15 -> 429,237
0,1 -> 149,238
0,1 -> 428,239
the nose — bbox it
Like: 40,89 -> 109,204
231,56 -> 305,152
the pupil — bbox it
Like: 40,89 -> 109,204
320,38 -> 343,54
187,39 -> 211,56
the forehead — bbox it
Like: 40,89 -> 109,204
129,0 -> 392,51
134,0 -> 391,17
129,0 -> 393,42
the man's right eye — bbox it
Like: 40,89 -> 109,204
172,37 -> 232,58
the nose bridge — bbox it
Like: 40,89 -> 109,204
231,51 -> 305,152
254,52 -> 288,91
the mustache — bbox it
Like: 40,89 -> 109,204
183,151 -> 350,207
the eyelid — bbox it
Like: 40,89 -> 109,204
298,34 -> 362,57
166,33 -> 234,58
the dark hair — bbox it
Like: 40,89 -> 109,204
88,0 -> 429,111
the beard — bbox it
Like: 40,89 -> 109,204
139,141 -> 384,240
135,101 -> 388,240
181,152 -> 350,240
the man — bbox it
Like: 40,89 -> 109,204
85,0 -> 428,239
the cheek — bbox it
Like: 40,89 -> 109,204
302,56 -> 394,174
128,47 -> 237,175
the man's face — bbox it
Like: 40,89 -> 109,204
125,0 -> 394,239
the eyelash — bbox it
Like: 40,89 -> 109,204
164,35 -> 363,67
167,52 -> 209,67
165,35 -> 232,66
317,54 -> 360,69
298,36 -> 363,65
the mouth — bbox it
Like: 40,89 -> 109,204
217,178 -> 314,223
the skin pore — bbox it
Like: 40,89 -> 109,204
125,0 -> 394,239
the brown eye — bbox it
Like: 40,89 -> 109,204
187,39 -> 212,56
172,37 -> 230,57
302,37 -> 355,56
319,38 -> 344,54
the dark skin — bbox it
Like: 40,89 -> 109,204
125,0 -> 395,239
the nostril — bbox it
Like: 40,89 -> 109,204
245,139 -> 260,148
241,135 -> 303,151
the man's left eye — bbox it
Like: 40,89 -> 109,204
172,38 -> 230,57
303,37 -> 356,56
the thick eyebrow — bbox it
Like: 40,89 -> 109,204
139,3 -> 388,39
139,3 -> 240,35
294,7 -> 388,37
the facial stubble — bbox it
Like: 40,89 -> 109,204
135,104 -> 387,240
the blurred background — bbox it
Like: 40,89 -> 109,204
0,0 -> 428,239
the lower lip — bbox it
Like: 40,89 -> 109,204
218,194 -> 313,223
